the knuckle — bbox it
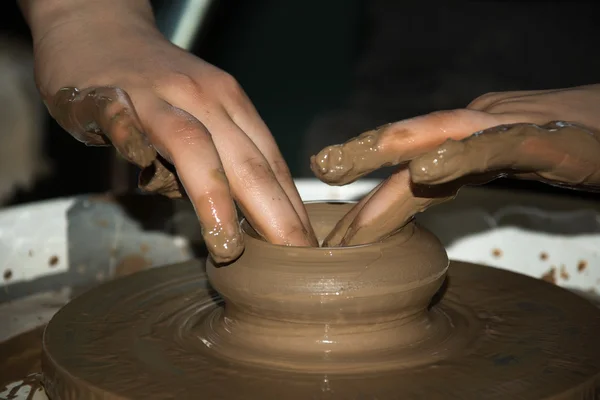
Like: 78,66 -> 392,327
217,72 -> 246,101
270,159 -> 293,182
427,109 -> 478,125
386,170 -> 410,192
480,101 -> 517,115
467,91 -> 500,110
157,73 -> 205,100
282,223 -> 307,241
102,98 -> 131,123
107,86 -> 128,100
168,117 -> 212,149
235,156 -> 276,186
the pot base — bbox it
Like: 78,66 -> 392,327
180,288 -> 476,374
42,260 -> 600,399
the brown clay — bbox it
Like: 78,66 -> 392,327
46,86 -> 183,199
409,121 -> 600,189
205,202 -> 456,373
41,203 -> 600,399
311,121 -> 600,246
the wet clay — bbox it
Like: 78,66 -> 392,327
41,203 -> 600,399
311,121 -> 600,246
46,86 -> 246,263
409,121 -> 600,190
46,86 -> 317,263
204,202 -> 456,373
46,86 -> 182,199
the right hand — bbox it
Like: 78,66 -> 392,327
30,6 -> 317,262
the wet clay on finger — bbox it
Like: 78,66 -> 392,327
410,121 -> 600,189
47,86 -> 184,198
42,202 -> 600,399
312,121 -> 600,246
310,125 -> 393,186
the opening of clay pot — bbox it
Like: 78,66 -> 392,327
241,200 -> 373,248
202,201 -> 464,373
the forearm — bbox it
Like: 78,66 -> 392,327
18,0 -> 157,44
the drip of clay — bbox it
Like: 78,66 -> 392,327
41,202 -> 600,399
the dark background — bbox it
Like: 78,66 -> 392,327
2,1 -> 600,206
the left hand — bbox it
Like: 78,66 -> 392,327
310,85 -> 600,246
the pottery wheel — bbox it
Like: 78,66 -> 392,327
42,260 -> 600,399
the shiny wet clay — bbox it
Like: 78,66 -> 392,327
203,202 -> 474,373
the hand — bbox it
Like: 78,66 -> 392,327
311,85 -> 600,246
27,2 -> 317,262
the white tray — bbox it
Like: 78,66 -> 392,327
2,179 -> 600,400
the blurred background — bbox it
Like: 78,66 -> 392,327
1,0 -> 599,208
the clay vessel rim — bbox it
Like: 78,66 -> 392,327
240,200 -> 411,252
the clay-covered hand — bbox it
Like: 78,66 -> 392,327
311,85 -> 600,246
21,0 -> 317,262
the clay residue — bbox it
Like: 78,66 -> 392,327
48,255 -> 59,267
115,254 -> 150,277
41,258 -> 600,399
560,265 -> 570,281
138,159 -> 183,198
3,269 -> 12,280
541,267 -> 557,284
310,121 -> 600,246
408,121 -> 600,190
310,125 -> 391,186
47,86 -> 183,199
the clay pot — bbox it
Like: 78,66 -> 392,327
206,202 -> 449,372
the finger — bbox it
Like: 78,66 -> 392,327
467,89 -> 560,111
321,181 -> 383,247
47,87 -> 110,145
214,119 -> 316,247
221,89 -> 317,243
47,86 -> 156,168
158,93 -> 314,247
409,121 -> 600,187
135,98 -> 243,263
310,109 -> 508,186
338,169 -> 454,246
138,158 -> 183,198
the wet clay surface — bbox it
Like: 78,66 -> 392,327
42,259 -> 600,399
46,86 -> 182,199
41,203 -> 600,399
311,121 -> 600,245
203,203 -> 454,373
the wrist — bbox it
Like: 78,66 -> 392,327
19,0 -> 158,46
